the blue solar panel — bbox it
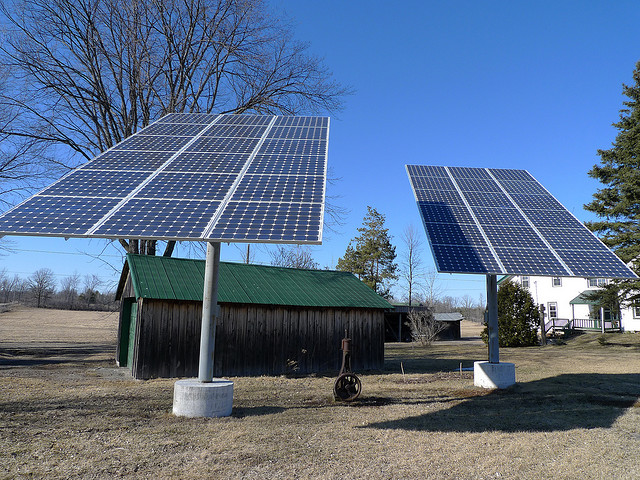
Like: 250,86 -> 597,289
41,170 -> 148,198
163,153 -> 246,174
80,150 -> 174,171
94,199 -> 222,238
407,165 -> 637,279
0,114 -> 329,243
0,197 -> 120,235
208,201 -> 322,242
247,154 -> 325,176
471,207 -> 529,226
112,135 -> 193,151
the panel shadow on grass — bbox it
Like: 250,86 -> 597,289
364,373 -> 640,433
0,344 -> 114,367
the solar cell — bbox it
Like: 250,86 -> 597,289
112,135 -> 192,151
424,223 -> 487,246
163,153 -> 246,174
215,114 -> 272,125
41,170 -> 147,198
231,174 -> 323,203
495,247 -> 568,276
80,150 -> 174,171
94,199 -> 222,239
186,137 -> 260,154
139,123 -> 210,137
418,204 -> 475,224
157,113 -> 217,124
471,207 -> 529,226
273,116 -> 328,127
431,244 -> 502,273
247,154 -> 325,176
482,225 -> 547,249
0,113 -> 329,244
202,124 -> 267,138
407,165 -> 637,279
137,173 -> 235,201
463,191 -> 512,208
409,176 -> 456,191
208,201 -> 322,242
258,139 -> 325,156
0,197 -> 120,235
414,189 -> 464,205
455,178 -> 503,193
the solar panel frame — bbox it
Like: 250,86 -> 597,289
0,114 -> 329,244
407,165 -> 637,279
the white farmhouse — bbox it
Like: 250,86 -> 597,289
502,275 -> 640,334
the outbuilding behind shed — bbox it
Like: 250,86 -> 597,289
116,254 -> 392,379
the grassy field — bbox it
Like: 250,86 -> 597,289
1,306 -> 639,479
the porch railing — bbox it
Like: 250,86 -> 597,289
544,318 -> 571,334
543,318 -> 622,334
571,318 -> 621,332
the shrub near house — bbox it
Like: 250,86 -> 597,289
482,280 -> 539,347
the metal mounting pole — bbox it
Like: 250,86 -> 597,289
198,241 -> 221,382
486,274 -> 499,364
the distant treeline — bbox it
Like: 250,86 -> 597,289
0,268 -> 118,311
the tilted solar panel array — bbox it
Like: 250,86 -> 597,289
0,114 -> 328,243
407,165 -> 637,278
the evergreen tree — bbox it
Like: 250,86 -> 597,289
584,60 -> 640,305
481,280 -> 538,347
336,206 -> 398,297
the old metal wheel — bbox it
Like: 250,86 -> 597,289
333,373 -> 362,401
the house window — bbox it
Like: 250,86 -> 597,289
588,278 -> 607,287
552,277 -> 562,287
521,276 -> 530,288
634,304 -> 640,319
548,302 -> 558,319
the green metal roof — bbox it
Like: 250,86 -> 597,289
569,290 -> 601,305
121,254 -> 393,309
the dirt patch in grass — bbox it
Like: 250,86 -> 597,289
1,306 -> 640,479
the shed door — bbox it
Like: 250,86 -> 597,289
127,302 -> 138,367
118,299 -> 137,368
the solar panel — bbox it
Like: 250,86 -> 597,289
407,165 -> 637,279
0,114 -> 328,244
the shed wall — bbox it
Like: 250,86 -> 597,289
125,299 -> 384,379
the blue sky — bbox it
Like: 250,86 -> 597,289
2,1 -> 640,301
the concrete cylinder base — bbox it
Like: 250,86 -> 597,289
173,379 -> 234,418
474,361 -> 516,389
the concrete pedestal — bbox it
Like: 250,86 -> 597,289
474,361 -> 516,389
173,379 -> 234,418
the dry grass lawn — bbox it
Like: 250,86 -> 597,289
1,305 -> 639,479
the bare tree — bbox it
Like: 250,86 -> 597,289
0,0 -> 350,256
234,243 -> 256,264
407,306 -> 445,346
423,268 -> 444,305
81,274 -> 103,306
323,168 -> 349,238
269,245 -> 318,269
28,268 -> 56,307
399,225 -> 423,306
1,273 -> 23,303
60,272 -> 81,307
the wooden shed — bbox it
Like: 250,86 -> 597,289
115,254 -> 392,379
385,306 -> 463,342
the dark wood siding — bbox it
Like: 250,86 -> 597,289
123,298 -> 384,379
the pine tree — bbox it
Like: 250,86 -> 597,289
336,206 -> 398,297
584,60 -> 640,305
481,280 -> 538,347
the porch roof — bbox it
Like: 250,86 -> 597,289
569,290 -> 600,305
